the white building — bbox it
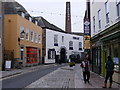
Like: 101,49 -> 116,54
90,0 -> 120,83
36,17 -> 84,64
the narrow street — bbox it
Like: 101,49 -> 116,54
1,64 -> 120,89
2,64 -> 66,88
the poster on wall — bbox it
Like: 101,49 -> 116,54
5,60 -> 11,69
113,57 -> 119,64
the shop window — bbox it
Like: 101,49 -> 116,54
113,44 -> 119,71
26,47 -> 38,64
69,41 -> 73,50
48,49 -> 55,59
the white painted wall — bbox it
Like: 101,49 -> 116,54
90,0 -> 120,37
45,29 -> 84,64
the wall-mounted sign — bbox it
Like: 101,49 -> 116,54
84,18 -> 90,35
84,35 -> 90,49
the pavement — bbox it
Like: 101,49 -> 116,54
1,64 -> 120,89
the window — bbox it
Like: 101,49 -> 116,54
98,9 -> 101,29
79,42 -> 82,50
26,29 -> 29,40
38,34 -> 40,43
48,49 -> 55,59
116,0 -> 120,17
62,36 -> 64,43
30,31 -> 34,42
54,35 -> 58,46
105,1 -> 109,24
34,32 -> 37,43
20,26 -> 25,39
93,16 -> 95,33
29,17 -> 32,22
69,41 -> 73,50
20,46 -> 24,60
21,12 -> 25,18
35,21 -> 38,25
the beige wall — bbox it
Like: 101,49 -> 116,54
4,14 -> 42,65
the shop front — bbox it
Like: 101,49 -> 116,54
101,30 -> 120,84
26,47 -> 39,65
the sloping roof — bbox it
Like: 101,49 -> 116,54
34,16 -> 64,32
3,1 -> 27,14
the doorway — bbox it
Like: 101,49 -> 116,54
60,48 -> 66,63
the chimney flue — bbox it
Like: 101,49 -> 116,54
65,2 -> 71,32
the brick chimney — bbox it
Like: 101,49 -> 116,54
65,2 -> 71,32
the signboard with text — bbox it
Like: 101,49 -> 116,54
84,18 -> 90,35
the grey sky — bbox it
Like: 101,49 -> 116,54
15,0 -> 86,32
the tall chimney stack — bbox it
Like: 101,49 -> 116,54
65,2 -> 71,32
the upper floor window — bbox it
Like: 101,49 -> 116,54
69,41 -> 73,50
116,0 -> 120,17
20,26 -> 25,39
54,35 -> 58,46
38,34 -> 41,43
105,1 -> 109,24
30,31 -> 34,42
98,9 -> 101,29
93,16 -> 95,33
79,42 -> 82,50
29,17 -> 32,22
34,32 -> 38,43
26,29 -> 29,40
35,21 -> 38,25
21,12 -> 25,18
62,36 -> 64,43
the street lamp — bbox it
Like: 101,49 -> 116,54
18,31 -> 25,45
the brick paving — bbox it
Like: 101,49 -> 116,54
26,64 -> 120,88
1,64 -> 120,88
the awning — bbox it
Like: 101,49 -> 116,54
100,30 -> 120,42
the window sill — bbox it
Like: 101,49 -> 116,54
105,23 -> 110,28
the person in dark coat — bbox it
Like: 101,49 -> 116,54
102,56 -> 114,88
80,56 -> 91,84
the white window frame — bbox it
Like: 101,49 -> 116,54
105,1 -> 109,24
20,26 -> 24,40
54,35 -> 58,46
26,29 -> 29,41
29,17 -> 32,22
21,12 -> 25,18
116,0 -> 120,17
35,21 -> 38,25
93,16 -> 95,34
98,9 -> 101,30
30,31 -> 34,42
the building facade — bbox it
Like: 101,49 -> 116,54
3,2 -> 42,68
90,0 -> 120,83
35,17 -> 84,64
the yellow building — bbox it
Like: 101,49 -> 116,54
4,14 -> 42,67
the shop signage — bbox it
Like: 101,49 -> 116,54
84,18 -> 90,35
5,60 -> 11,69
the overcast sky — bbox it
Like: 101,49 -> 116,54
15,0 -> 86,32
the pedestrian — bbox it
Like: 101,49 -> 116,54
80,56 -> 91,84
102,56 -> 114,88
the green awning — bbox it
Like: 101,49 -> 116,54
101,30 -> 120,42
